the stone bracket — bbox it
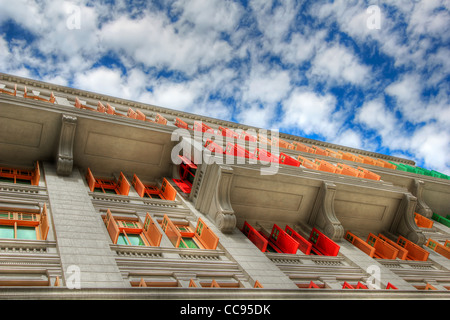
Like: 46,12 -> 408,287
56,114 -> 77,176
194,164 -> 236,234
308,181 -> 344,241
389,193 -> 426,246
411,179 -> 433,218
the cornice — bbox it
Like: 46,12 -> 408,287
0,72 -> 415,165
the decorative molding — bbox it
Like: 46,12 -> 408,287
193,164 -> 236,234
411,179 -> 433,218
56,114 -> 77,176
389,193 -> 426,246
308,181 -> 344,241
213,166 -> 236,233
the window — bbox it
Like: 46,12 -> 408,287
189,278 -> 242,288
135,278 -> 180,287
296,281 -> 326,289
0,83 -> 17,96
179,155 -> 197,184
103,210 -> 161,246
0,162 -> 40,186
173,155 -> 198,194
23,86 -> 55,103
0,204 -> 49,240
0,271 -> 60,287
132,175 -> 177,200
86,168 -> 130,196
160,215 -> 219,250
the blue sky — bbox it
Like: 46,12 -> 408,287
1,0 -> 449,174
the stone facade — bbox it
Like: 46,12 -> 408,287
0,73 -> 449,299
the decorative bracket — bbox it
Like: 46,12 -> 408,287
56,114 -> 77,176
308,181 -> 344,241
411,179 -> 433,218
389,193 -> 426,246
213,165 -> 236,233
194,164 -> 236,234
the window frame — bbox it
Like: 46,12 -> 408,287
86,168 -> 130,196
0,204 -> 49,241
160,215 -> 218,250
103,210 -> 161,247
0,162 -> 40,186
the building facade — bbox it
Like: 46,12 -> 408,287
0,72 -> 449,299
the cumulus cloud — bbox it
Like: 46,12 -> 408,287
280,89 -> 339,139
310,44 -> 372,86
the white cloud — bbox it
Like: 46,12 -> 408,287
277,29 -> 328,66
73,67 -> 127,98
235,103 -> 277,130
280,89 -> 339,139
356,99 -> 398,139
410,124 -> 450,175
310,44 -> 371,86
242,65 -> 291,105
99,9 -> 234,76
250,0 -> 299,43
172,0 -> 242,34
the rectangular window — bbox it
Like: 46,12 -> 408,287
0,204 -> 49,241
86,168 -> 130,196
132,175 -> 177,200
161,215 -> 218,250
0,162 -> 40,186
103,210 -> 161,247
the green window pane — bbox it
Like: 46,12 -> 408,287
196,222 -> 203,236
16,226 -> 37,240
311,232 -> 319,244
179,237 -> 199,249
117,234 -> 129,245
127,234 -> 145,246
0,225 -> 15,239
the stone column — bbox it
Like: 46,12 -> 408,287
43,163 -> 127,288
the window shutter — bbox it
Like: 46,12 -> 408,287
195,218 -> 219,250
32,161 -> 40,186
117,172 -> 130,196
106,209 -> 120,244
136,110 -> 146,121
97,101 -> 106,113
162,215 -> 182,248
143,213 -> 162,246
155,114 -> 168,125
127,108 -> 137,119
86,168 -> 96,192
139,278 -> 147,287
132,174 -> 145,197
39,203 -> 50,240
106,103 -> 115,115
175,118 -> 189,129
161,178 -> 177,201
